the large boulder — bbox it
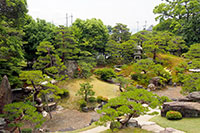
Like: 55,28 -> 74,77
161,101 -> 200,117
187,92 -> 200,102
0,75 -> 12,113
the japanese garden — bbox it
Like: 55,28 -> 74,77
0,0 -> 200,132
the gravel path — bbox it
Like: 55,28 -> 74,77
154,86 -> 185,99
42,109 -> 100,132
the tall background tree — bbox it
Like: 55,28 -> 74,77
153,0 -> 200,45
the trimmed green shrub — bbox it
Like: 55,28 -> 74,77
97,96 -> 108,103
59,89 -> 69,98
21,128 -> 32,133
166,110 -> 182,120
88,97 -> 96,103
79,99 -> 87,108
131,73 -> 141,81
94,68 -> 116,81
159,96 -> 172,103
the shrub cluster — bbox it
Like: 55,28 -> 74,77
166,110 -> 182,120
79,99 -> 87,108
94,68 -> 116,81
88,97 -> 96,103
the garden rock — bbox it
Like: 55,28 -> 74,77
44,102 -> 57,111
0,118 -> 6,129
148,83 -> 156,90
42,111 -> 48,117
186,91 -> 200,102
0,75 -> 12,113
150,77 -> 160,87
161,101 -> 200,117
127,119 -> 141,128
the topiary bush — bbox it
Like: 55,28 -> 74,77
21,128 -> 32,133
94,68 -> 116,81
166,110 -> 182,120
88,97 -> 96,103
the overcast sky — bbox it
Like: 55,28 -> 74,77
27,0 -> 162,33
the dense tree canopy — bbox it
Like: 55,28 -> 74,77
0,0 -> 28,27
153,0 -> 200,45
23,18 -> 55,62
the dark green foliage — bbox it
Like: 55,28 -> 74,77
132,59 -> 171,86
185,43 -> 200,59
159,96 -> 172,103
111,23 -> 131,43
153,0 -> 200,45
0,22 -> 25,86
79,99 -> 87,108
54,26 -> 80,61
166,111 -> 182,120
33,41 -> 68,81
76,82 -> 95,102
59,89 -> 69,98
78,57 -> 96,79
88,97 -> 96,103
96,89 -> 166,130
21,128 -> 32,133
72,18 -> 109,55
94,68 -> 116,81
23,18 -> 55,62
2,102 -> 44,130
181,73 -> 200,94
0,0 -> 28,27
19,70 -> 67,102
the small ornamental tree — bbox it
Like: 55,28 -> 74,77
115,77 -> 131,92
76,82 -> 95,102
19,70 -> 67,118
96,89 -> 169,131
33,41 -> 68,81
1,102 -> 45,132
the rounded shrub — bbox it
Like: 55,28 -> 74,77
79,99 -> 87,108
88,97 -> 96,103
94,68 -> 116,81
166,110 -> 182,120
21,128 -> 32,133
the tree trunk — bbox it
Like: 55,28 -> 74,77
43,93 -> 52,119
119,84 -> 123,92
120,114 -> 133,128
153,48 -> 156,62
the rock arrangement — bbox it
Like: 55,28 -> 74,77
0,75 -> 12,113
161,91 -> 200,117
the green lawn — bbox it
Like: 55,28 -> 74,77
150,115 -> 200,133
57,76 -> 120,109
101,128 -> 152,133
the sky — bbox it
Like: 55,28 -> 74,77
27,0 -> 162,33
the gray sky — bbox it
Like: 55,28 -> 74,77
27,0 -> 162,33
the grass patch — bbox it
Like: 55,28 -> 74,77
150,115 -> 200,133
101,128 -> 152,133
157,54 -> 184,72
57,76 -> 120,109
